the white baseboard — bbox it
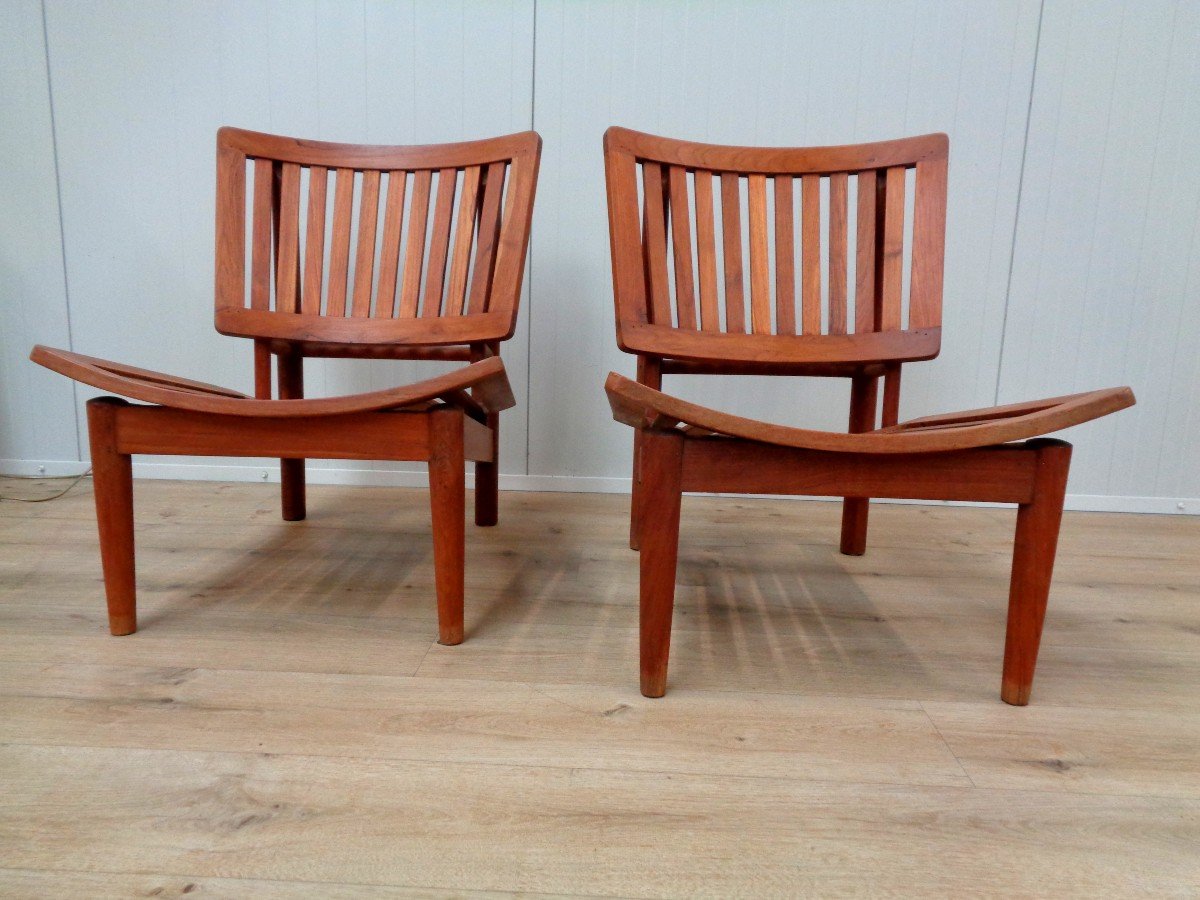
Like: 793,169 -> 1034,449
2,457 -> 1195,515
0,458 -> 91,478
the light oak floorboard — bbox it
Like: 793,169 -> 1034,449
0,477 -> 1197,896
0,868 -> 548,900
0,663 -> 969,788
1,744 -> 1197,898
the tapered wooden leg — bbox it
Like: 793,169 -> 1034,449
429,407 -> 466,646
629,428 -> 644,550
1001,439 -> 1072,706
638,428 -> 684,698
474,411 -> 499,527
277,352 -> 306,521
840,374 -> 878,555
87,397 -> 136,636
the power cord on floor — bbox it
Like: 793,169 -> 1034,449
0,468 -> 93,503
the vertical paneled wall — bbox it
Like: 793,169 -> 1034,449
41,0 -> 535,480
528,0 -> 1040,481
2,0 -> 1197,511
999,0 -> 1200,510
0,0 -> 77,472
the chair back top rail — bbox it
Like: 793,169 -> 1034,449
216,127 -> 541,347
603,126 -> 948,367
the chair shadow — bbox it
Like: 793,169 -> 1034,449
460,498 -> 966,695
130,485 -> 1003,698
134,489 -> 437,631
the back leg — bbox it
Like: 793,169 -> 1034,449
278,351 -> 306,521
840,373 -> 878,555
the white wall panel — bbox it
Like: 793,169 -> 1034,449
42,0 -> 534,478
0,0 -> 78,471
999,0 -> 1200,508
4,0 -> 1198,512
528,0 -> 1040,480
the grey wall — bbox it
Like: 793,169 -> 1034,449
2,0 -> 1196,513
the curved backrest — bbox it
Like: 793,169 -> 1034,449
603,127 -> 948,367
215,127 -> 541,347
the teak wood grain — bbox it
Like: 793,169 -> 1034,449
31,127 -> 541,645
603,126 -> 1135,702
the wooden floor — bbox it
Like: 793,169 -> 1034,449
1,475 -> 1197,898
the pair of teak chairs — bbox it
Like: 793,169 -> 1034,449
32,126 -> 1134,705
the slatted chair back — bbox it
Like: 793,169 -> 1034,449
215,128 -> 541,348
603,127 -> 947,369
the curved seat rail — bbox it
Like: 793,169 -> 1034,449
31,345 -> 514,420
606,372 -> 1134,455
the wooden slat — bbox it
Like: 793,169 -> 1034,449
325,167 -> 355,317
909,157 -> 947,329
693,171 -> 719,331
855,170 -> 877,333
720,172 -> 745,333
487,156 -> 528,324
801,173 -> 821,335
301,166 -> 328,315
880,166 -> 906,331
350,169 -> 381,317
422,168 -> 458,317
773,176 -> 795,336
747,174 -> 771,334
275,163 -> 301,314
466,161 -> 506,315
829,172 -> 849,335
374,170 -> 408,318
445,166 -> 481,317
667,166 -> 697,330
250,159 -> 274,311
214,145 -> 246,312
640,163 -> 672,326
397,169 -> 432,319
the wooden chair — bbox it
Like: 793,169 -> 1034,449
31,126 -> 541,644
602,126 -> 1134,702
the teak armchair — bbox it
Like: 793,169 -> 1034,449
32,127 -> 541,644
603,126 -> 1134,702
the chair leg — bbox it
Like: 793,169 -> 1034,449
277,352 -> 306,521
86,397 -> 136,636
629,428 -> 644,550
280,462 -> 305,521
474,411 -> 500,527
1001,439 -> 1072,706
429,407 -> 466,646
840,374 -> 878,555
638,428 -> 684,698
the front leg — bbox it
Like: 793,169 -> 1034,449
638,428 -> 684,698
1001,439 -> 1072,705
87,397 -> 136,635
429,407 -> 466,645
